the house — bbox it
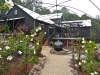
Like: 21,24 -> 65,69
4,3 -> 54,32
0,3 -> 92,47
39,13 -> 92,46
38,13 -> 64,45
52,20 -> 92,46
38,13 -> 64,24
0,3 -> 56,45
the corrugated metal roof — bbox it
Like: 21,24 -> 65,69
62,19 -> 92,27
8,17 -> 25,20
15,4 -> 54,24
38,13 -> 63,20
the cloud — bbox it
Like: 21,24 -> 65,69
42,0 -> 100,18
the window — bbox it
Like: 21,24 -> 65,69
56,19 -> 59,24
14,10 -> 17,15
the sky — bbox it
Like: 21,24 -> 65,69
42,0 -> 100,18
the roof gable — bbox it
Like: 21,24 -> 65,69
62,19 -> 92,27
38,13 -> 63,20
6,3 -> 54,25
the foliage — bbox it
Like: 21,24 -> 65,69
0,24 -> 45,75
18,24 -> 28,34
35,7 -> 51,15
52,7 -> 100,42
12,0 -> 22,4
73,38 -> 100,75
24,0 -> 43,11
3,25 -> 9,33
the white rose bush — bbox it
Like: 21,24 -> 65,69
71,38 -> 100,75
0,4 -> 45,73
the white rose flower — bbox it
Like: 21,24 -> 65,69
4,0 -> 14,9
85,50 -> 88,53
82,40 -> 86,43
0,48 -> 2,50
31,38 -> 33,41
0,55 -> 2,58
79,62 -> 81,65
34,50 -> 36,54
44,32 -> 46,34
7,55 -> 13,61
36,29 -> 38,32
20,40 -> 23,43
26,35 -> 28,38
38,26 -> 41,30
5,46 -> 10,50
18,50 -> 22,55
89,40 -> 92,43
90,73 -> 94,75
94,71 -> 98,74
82,45 -> 84,48
75,56 -> 78,60
82,38 -> 85,41
82,60 -> 86,63
31,34 -> 34,37
37,42 -> 39,45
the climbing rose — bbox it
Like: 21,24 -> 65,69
94,71 -> 98,74
4,0 -> 14,9
7,55 -> 13,61
36,29 -> 38,32
0,55 -> 2,59
5,46 -> 10,50
18,50 -> 22,55
38,26 -> 41,30
90,73 -> 94,75
34,49 -> 36,54
31,34 -> 34,37
78,62 -> 81,65
82,60 -> 86,63
89,40 -> 92,43
0,48 -> 2,50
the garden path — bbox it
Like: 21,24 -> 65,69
41,46 -> 74,75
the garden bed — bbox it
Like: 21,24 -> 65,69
0,26 -> 46,75
2,54 -> 46,75
69,39 -> 100,75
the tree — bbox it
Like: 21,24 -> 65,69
40,7 -> 50,15
32,0 -> 43,9
63,12 -> 80,21
81,14 -> 91,20
35,7 -> 50,15
52,10 -> 62,13
0,0 -> 8,14
12,0 -> 22,4
95,15 -> 100,19
23,0 -> 43,11
61,7 -> 69,12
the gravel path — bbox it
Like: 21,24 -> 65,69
41,46 -> 74,75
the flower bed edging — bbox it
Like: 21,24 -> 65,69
29,55 -> 46,75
